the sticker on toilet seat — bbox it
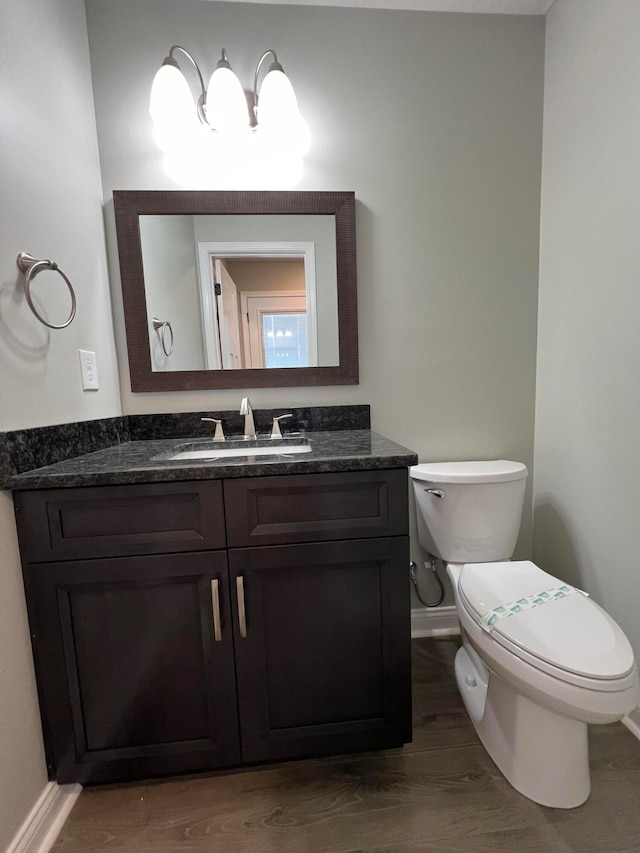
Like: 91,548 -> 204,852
480,585 -> 588,632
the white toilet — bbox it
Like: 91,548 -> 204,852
410,460 -> 639,809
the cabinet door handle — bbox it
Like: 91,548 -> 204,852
211,579 -> 222,642
236,575 -> 248,638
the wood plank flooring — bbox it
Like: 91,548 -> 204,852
52,638 -> 640,852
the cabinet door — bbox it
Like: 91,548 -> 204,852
27,552 -> 240,784
229,537 -> 411,764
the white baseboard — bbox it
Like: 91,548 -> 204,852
5,782 -> 82,853
411,605 -> 460,638
622,705 -> 640,742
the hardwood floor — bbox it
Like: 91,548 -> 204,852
52,638 -> 640,852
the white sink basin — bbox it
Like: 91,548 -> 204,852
168,443 -> 312,461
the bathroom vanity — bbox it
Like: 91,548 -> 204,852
7,423 -> 417,785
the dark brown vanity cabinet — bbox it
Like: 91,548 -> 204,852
15,470 -> 411,785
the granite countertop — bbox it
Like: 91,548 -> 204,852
6,430 -> 418,490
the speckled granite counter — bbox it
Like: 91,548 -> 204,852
5,430 -> 418,490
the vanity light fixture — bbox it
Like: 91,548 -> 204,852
149,45 -> 309,154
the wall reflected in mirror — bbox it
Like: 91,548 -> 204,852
139,214 -> 339,373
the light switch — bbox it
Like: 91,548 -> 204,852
79,350 -> 99,390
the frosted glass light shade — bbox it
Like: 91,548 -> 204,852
256,68 -> 309,156
257,69 -> 300,128
205,66 -> 249,132
149,63 -> 194,125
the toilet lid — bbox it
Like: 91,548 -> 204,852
459,561 -> 635,680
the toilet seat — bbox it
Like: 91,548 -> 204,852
458,561 -> 635,690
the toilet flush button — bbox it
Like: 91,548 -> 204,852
465,675 -> 477,687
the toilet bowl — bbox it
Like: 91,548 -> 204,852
410,461 -> 640,808
450,560 -> 638,807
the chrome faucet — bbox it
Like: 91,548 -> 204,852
240,397 -> 256,439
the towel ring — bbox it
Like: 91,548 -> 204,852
16,252 -> 77,330
153,317 -> 174,357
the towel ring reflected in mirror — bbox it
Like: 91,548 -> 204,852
153,317 -> 175,357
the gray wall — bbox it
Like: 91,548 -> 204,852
534,0 -> 640,657
86,1 -> 544,587
0,0 -> 121,847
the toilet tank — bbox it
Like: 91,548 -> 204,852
409,460 -> 527,563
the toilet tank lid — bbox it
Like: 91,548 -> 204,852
409,460 -> 527,484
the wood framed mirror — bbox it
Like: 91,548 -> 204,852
113,190 -> 358,391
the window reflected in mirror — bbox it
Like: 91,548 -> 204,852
262,312 -> 308,368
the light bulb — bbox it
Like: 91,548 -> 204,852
150,62 -> 194,126
256,69 -> 310,157
205,66 -> 249,132
257,69 -> 299,128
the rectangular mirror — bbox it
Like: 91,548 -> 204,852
113,191 -> 358,391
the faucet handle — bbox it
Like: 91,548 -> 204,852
201,417 -> 225,441
271,413 -> 292,438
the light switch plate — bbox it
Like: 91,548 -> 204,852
79,350 -> 99,391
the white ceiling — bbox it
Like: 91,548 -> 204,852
202,0 -> 554,14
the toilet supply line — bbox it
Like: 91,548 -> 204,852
409,557 -> 445,608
